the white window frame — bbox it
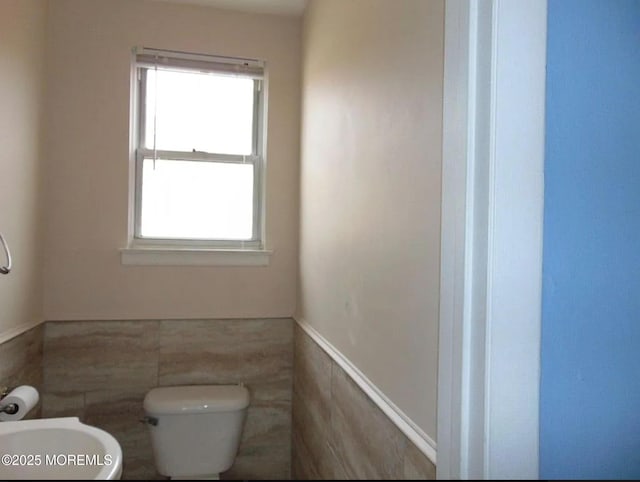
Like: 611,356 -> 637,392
129,47 -> 266,251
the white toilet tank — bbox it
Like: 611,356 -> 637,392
143,385 -> 250,478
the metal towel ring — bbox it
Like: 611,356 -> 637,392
0,233 -> 12,275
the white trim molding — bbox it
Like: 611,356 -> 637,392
120,247 -> 272,266
438,0 -> 546,479
295,317 -> 437,465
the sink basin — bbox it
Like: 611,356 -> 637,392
0,417 -> 122,480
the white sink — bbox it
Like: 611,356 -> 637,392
0,417 -> 122,480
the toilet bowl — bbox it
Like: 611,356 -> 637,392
143,384 -> 249,479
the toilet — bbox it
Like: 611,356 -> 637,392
143,384 -> 250,479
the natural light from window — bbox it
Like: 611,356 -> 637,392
139,69 -> 256,241
145,69 -> 254,154
140,159 -> 254,240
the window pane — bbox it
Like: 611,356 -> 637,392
140,159 -> 254,240
145,69 -> 254,155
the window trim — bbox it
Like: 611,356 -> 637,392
128,47 -> 266,252
120,246 -> 272,267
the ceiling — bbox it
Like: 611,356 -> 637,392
152,0 -> 308,16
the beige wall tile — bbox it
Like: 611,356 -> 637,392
41,391 -> 84,418
0,325 -> 43,387
159,319 -> 293,402
292,327 -> 436,480
42,319 -> 293,480
292,429 -> 320,480
292,325 -> 342,479
43,321 -> 159,392
293,325 -> 331,421
0,325 -> 44,418
84,389 -> 148,418
403,440 -> 436,480
84,389 -> 157,480
292,392 -> 348,480
330,364 -> 406,479
222,400 -> 291,480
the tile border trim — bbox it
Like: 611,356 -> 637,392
0,319 -> 43,345
294,317 -> 437,465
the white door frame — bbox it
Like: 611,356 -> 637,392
437,0 -> 547,479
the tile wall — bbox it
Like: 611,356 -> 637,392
0,325 -> 44,419
0,321 -> 437,480
292,325 -> 436,480
42,319 -> 293,480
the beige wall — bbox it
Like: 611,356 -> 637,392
0,0 -> 47,336
43,0 -> 301,320
298,0 -> 444,438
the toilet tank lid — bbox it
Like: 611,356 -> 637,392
144,385 -> 250,414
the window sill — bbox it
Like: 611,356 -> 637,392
120,247 -> 272,267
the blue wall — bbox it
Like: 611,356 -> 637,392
541,0 -> 640,478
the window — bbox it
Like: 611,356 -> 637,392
130,48 -> 265,252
